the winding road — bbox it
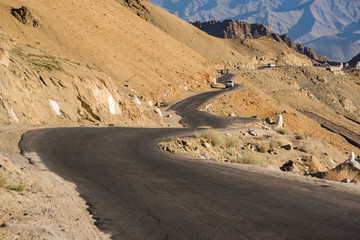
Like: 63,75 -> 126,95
20,75 -> 360,239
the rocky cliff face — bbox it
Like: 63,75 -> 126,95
348,53 -> 360,67
192,20 -> 326,62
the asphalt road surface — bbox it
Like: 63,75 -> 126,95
20,77 -> 360,239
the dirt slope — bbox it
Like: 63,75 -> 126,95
0,0 -> 216,126
207,66 -> 360,155
142,2 -> 311,70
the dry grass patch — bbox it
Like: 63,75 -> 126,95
275,127 -> 290,135
299,146 -> 312,153
195,129 -> 239,148
231,151 -> 268,165
295,131 -> 306,140
269,138 -> 285,148
256,141 -> 270,153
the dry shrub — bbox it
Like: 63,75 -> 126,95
225,136 -> 240,148
195,129 -> 225,147
324,165 -> 360,182
275,127 -> 290,135
269,138 -> 285,148
195,129 -> 239,148
231,151 -> 268,164
257,141 -> 270,153
299,146 -> 311,153
295,131 -> 306,140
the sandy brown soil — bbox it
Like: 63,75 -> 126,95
0,126 -> 110,239
0,0 -> 359,238
159,123 -> 360,186
207,67 -> 360,155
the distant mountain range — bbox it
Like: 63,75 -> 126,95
151,0 -> 360,62
191,20 -> 326,62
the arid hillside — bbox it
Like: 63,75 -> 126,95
0,0 -> 313,126
141,1 -> 311,70
0,1 -> 359,239
0,0 -> 215,126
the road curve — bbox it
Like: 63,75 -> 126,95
20,78 -> 360,239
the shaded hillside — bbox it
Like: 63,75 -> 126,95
348,53 -> 360,66
191,20 -> 326,62
304,36 -> 360,62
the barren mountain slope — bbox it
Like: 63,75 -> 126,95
0,0 -> 217,126
151,0 -> 360,62
142,1 -> 311,69
207,66 -> 360,154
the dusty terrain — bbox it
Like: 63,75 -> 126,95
0,127 -> 110,239
0,0 -> 359,239
208,67 -> 360,154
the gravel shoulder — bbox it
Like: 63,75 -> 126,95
0,126 -> 110,239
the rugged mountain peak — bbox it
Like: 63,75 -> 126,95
348,52 -> 360,67
191,20 -> 326,62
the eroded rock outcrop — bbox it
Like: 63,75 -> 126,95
123,0 -> 153,21
11,6 -> 39,28
192,20 -> 326,62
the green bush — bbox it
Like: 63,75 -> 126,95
5,183 -> 25,192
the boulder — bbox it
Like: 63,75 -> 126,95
166,146 -> 175,153
280,160 -> 295,172
309,156 -> 327,172
281,144 -> 292,151
262,124 -> 270,130
202,142 -> 211,148
0,48 -> 9,67
341,178 -> 351,183
181,140 -> 192,147
248,128 -> 257,136
11,6 -> 39,27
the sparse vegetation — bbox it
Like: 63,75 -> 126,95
295,131 -> 306,140
275,127 -> 290,135
5,183 -> 25,192
225,135 -> 240,148
231,151 -> 268,164
195,129 -> 239,148
269,138 -> 285,148
0,177 -> 25,192
299,146 -> 311,153
256,141 -> 270,153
